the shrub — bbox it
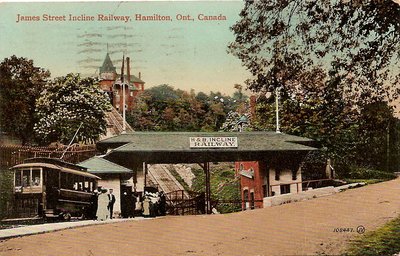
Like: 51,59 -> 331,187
347,166 -> 396,180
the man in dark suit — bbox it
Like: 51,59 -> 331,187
108,189 -> 116,219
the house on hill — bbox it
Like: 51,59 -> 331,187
99,53 -> 145,113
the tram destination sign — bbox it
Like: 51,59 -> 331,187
189,137 -> 238,148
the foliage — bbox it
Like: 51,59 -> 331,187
0,169 -> 14,220
0,55 -> 50,144
127,84 -> 246,132
229,1 -> 400,175
220,111 -> 251,132
345,166 -> 396,180
345,215 -> 400,256
34,73 -> 111,145
191,163 -> 241,214
228,0 -> 400,103
168,165 -> 191,192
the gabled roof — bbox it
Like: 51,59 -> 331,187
127,74 -> 145,84
97,132 -> 318,165
115,74 -> 145,84
99,53 -> 116,74
79,156 -> 132,174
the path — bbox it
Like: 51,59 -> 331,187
0,178 -> 399,256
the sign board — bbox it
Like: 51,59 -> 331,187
189,137 -> 238,148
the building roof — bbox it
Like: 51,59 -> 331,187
237,115 -> 249,124
79,156 -> 132,174
97,132 -> 318,165
99,53 -> 116,74
12,158 -> 100,180
114,75 -> 144,88
125,74 -> 144,84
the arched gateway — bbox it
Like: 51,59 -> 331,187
96,131 -> 318,214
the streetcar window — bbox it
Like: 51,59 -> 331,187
22,170 -> 30,187
61,172 -> 67,189
67,173 -> 74,190
32,170 -> 41,186
15,171 -> 22,187
73,175 -> 82,190
79,176 -> 85,191
78,182 -> 83,191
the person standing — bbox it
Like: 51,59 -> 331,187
142,194 -> 150,217
108,188 -> 116,219
159,191 -> 166,216
96,189 -> 109,221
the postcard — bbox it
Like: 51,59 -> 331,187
1,1 -> 399,256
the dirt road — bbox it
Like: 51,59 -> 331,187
1,178 -> 399,256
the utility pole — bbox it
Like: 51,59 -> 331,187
275,87 -> 281,133
121,54 -> 126,133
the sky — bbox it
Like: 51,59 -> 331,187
0,1 -> 250,95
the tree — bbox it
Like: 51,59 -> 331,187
229,0 -> 400,173
34,73 -> 111,145
127,85 -> 244,132
0,55 -> 50,144
228,1 -> 400,105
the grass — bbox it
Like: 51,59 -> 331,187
168,165 -> 191,192
191,162 -> 241,214
344,215 -> 400,256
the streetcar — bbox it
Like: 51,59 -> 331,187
9,157 -> 100,220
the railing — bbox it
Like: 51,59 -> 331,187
269,178 -> 334,193
0,144 -> 97,168
165,190 -> 204,215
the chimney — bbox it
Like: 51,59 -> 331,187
138,72 -> 141,80
126,57 -> 131,84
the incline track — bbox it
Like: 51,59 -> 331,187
148,164 -> 189,199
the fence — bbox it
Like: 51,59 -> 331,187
5,198 -> 40,219
165,190 -> 205,215
0,144 -> 97,168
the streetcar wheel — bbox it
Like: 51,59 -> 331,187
61,212 -> 71,221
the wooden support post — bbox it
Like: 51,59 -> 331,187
204,162 -> 211,214
143,162 -> 147,192
198,162 -> 212,214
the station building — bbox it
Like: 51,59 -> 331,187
79,156 -> 134,217
96,131 -> 318,214
235,160 -> 303,210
